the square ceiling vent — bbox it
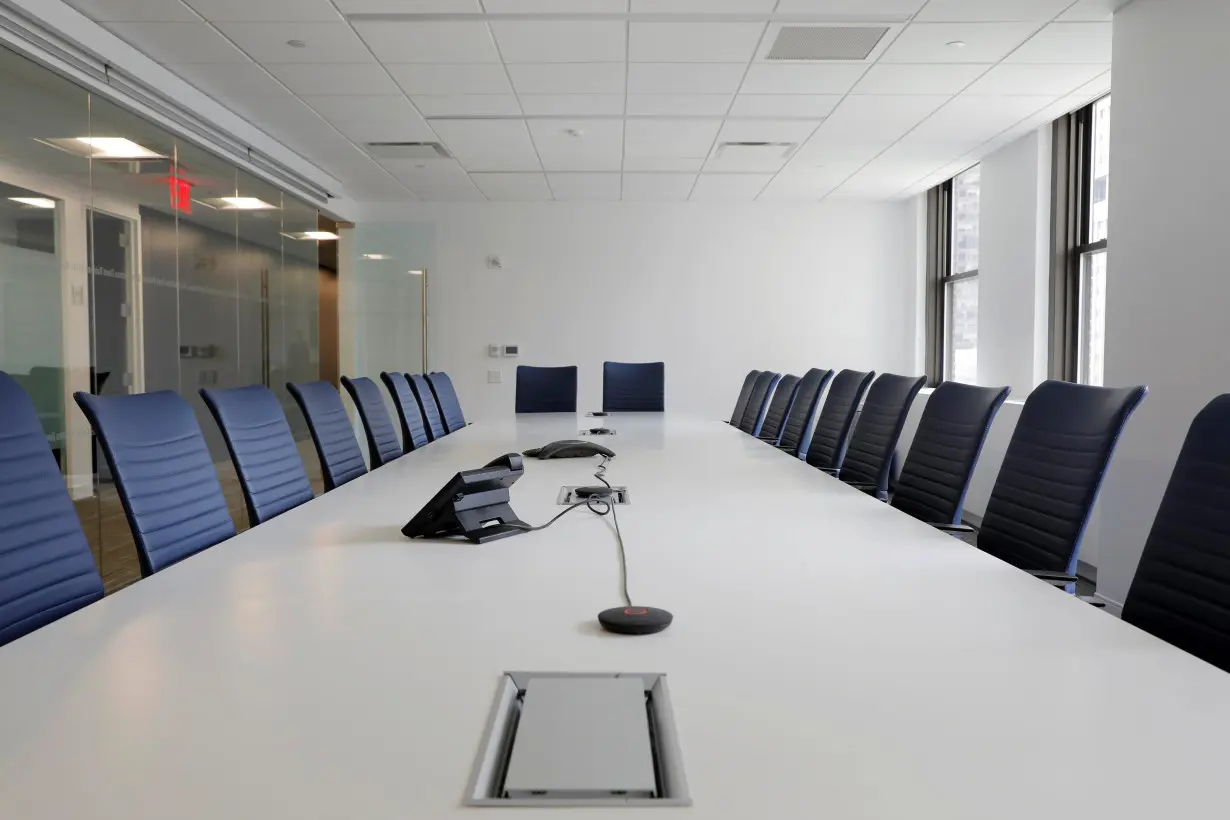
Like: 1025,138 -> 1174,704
767,26 -> 889,61
365,141 -> 451,160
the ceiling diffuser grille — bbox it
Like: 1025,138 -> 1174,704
365,141 -> 451,159
766,26 -> 889,61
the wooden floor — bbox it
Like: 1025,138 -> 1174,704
74,441 -> 326,594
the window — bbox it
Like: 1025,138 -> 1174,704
926,164 -> 981,385
1052,95 -> 1110,385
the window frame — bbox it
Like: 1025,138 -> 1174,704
1050,95 -> 1110,383
925,165 -> 981,386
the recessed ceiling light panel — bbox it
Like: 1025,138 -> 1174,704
282,231 -> 339,241
37,137 -> 167,161
8,197 -> 56,209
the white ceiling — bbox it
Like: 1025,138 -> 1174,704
65,0 -> 1120,203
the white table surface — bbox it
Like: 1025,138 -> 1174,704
2,414 -> 1229,819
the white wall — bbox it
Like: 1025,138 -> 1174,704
977,128 -> 1052,396
351,201 -> 916,421
1093,0 -> 1230,606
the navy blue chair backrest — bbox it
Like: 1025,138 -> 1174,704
74,390 -> 236,577
806,369 -> 875,471
342,376 -> 403,468
779,368 -> 833,457
891,382 -> 1011,526
427,372 -> 467,432
201,384 -> 314,527
1123,395 -> 1230,673
516,365 -> 578,413
839,374 -> 927,496
408,374 -> 446,440
978,380 -> 1147,574
730,370 -> 761,425
738,371 -> 780,434
381,371 -> 429,451
603,361 -> 665,412
758,374 -> 802,444
1,372 -> 103,647
287,381 -> 367,492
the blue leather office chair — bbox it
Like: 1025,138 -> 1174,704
380,371 -> 430,452
602,361 -> 665,412
836,374 -> 927,498
427,372 -> 467,433
756,374 -> 802,445
74,390 -> 236,577
729,370 -> 761,425
408,373 -> 446,440
515,365 -> 578,413
201,384 -> 315,527
942,380 -> 1147,584
890,382 -> 1011,526
805,369 -> 875,472
1119,395 -> 1230,672
776,368 -> 833,458
738,371 -> 781,435
342,376 -> 403,468
0,372 -> 104,647
287,381 -> 367,492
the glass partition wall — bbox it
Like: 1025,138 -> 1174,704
0,44 -> 326,592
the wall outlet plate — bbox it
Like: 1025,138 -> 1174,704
488,370 -> 502,384
488,344 -> 501,357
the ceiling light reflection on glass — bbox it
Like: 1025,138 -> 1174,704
8,197 -> 56,209
282,231 -> 339,241
195,196 -> 279,211
37,137 -> 167,160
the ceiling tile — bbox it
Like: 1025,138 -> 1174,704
353,21 -> 500,63
964,62 -> 1106,94
690,173 -> 772,201
472,172 -> 553,201
236,94 -> 329,125
728,94 -> 841,118
1070,69 -> 1110,100
813,95 -> 950,142
412,94 -> 522,116
620,173 -> 697,200
717,119 -> 822,143
301,94 -> 421,123
389,63 -> 512,95
483,0 -> 628,10
64,0 -> 200,21
215,22 -> 374,63
739,64 -> 867,95
704,149 -> 792,174
431,119 -> 541,170
169,62 -> 287,98
631,0 -> 774,9
622,157 -> 706,172
627,63 -> 747,95
338,0 -> 481,11
879,22 -> 1040,63
266,63 -> 401,96
626,94 -> 732,116
103,22 -> 248,63
182,0 -> 341,21
908,94 -> 1052,140
491,21 -> 626,62
508,63 -> 626,94
547,173 -> 622,201
829,175 -> 911,199
1006,22 -> 1112,63
789,139 -> 888,166
519,94 -> 625,115
774,0 -> 925,14
914,0 -> 1073,22
877,138 -> 984,165
1056,0 -> 1115,21
629,22 -> 765,63
384,160 -> 486,200
852,63 -> 990,94
528,119 -> 624,171
624,119 -> 722,158
758,171 -> 844,201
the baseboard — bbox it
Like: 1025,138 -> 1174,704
1093,592 -> 1123,617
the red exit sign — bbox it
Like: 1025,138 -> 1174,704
168,177 -> 192,214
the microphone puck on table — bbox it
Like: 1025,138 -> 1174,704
597,606 -> 674,635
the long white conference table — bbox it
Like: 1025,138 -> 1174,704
3,413 -> 1230,818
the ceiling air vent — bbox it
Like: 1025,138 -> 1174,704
714,142 -> 797,161
365,141 -> 451,160
766,26 -> 889,61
